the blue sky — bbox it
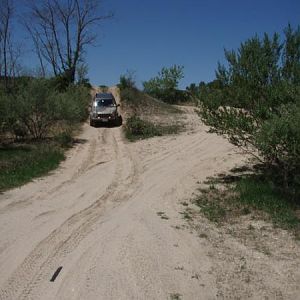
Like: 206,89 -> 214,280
18,0 -> 300,89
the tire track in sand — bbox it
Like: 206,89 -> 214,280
0,125 -> 99,216
0,128 -> 139,300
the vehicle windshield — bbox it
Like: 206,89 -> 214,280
96,98 -> 114,107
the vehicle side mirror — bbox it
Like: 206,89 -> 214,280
117,104 -> 120,107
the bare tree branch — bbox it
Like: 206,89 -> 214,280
26,0 -> 113,84
0,0 -> 13,88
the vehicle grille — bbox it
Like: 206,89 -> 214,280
97,113 -> 111,118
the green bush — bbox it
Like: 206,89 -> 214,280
12,80 -> 59,139
49,73 -> 71,92
256,102 -> 300,194
118,71 -> 136,90
125,115 -> 180,141
125,116 -> 161,140
120,87 -> 139,104
0,79 -> 90,140
55,85 -> 90,123
54,130 -> 73,148
198,25 -> 300,196
143,65 -> 188,104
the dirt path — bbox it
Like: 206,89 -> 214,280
0,93 -> 299,299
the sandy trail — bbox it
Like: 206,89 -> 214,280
0,92 -> 299,299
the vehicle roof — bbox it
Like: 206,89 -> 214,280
95,93 -> 114,99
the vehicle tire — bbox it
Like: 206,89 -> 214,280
113,116 -> 118,127
90,119 -> 94,127
118,115 -> 123,126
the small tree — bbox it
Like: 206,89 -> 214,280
143,65 -> 184,103
119,70 -> 136,90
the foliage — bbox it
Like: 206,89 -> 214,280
54,130 -> 73,148
118,71 -> 136,90
235,177 -> 299,229
0,143 -> 64,191
76,63 -> 91,88
256,102 -> 300,192
186,81 -> 206,98
125,115 -> 161,139
55,84 -> 90,123
198,25 -> 300,196
125,115 -> 180,141
49,72 -> 74,92
192,175 -> 299,234
0,78 -> 90,140
99,85 -> 108,92
143,65 -> 186,103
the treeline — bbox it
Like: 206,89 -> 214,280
0,0 -> 113,141
193,24 -> 300,199
0,0 -> 111,90
142,65 -> 190,104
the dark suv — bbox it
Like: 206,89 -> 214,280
89,93 -> 121,126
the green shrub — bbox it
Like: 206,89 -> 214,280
3,79 -> 90,139
198,25 -> 300,196
118,71 -> 136,90
49,74 -> 71,92
120,87 -> 139,104
125,116 -> 161,140
143,65 -> 188,104
255,102 -> 300,196
125,115 -> 180,141
56,85 -> 90,123
54,130 -> 73,148
13,79 -> 57,139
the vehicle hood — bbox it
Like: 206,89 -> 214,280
95,106 -> 117,114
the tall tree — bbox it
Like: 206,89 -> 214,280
0,0 -> 13,88
282,24 -> 300,84
27,0 -> 112,84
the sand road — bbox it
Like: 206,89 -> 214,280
1,99 -> 298,299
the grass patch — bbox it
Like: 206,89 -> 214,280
192,175 -> 300,235
235,177 -> 299,230
0,142 -> 65,191
125,115 -> 180,141
195,196 -> 226,223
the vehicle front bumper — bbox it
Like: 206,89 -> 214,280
90,113 -> 117,123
